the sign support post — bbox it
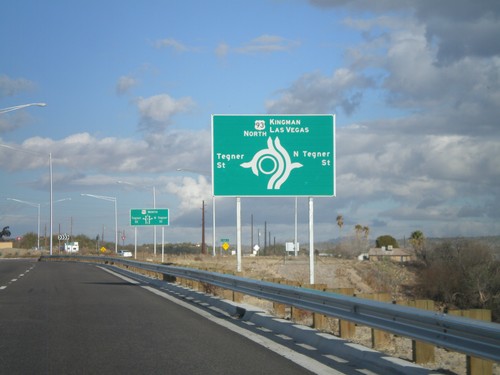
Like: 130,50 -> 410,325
161,227 -> 165,263
134,227 -> 137,259
309,197 -> 314,284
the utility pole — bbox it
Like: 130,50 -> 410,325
264,221 -> 267,253
251,214 -> 253,249
201,200 -> 206,255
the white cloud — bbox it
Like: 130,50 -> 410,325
116,75 -> 139,95
154,37 -> 200,53
136,94 -> 195,133
215,42 -> 230,58
309,0 -> 500,63
235,34 -> 301,54
214,35 -> 300,59
166,175 -> 212,213
0,75 -> 35,98
266,68 -> 373,114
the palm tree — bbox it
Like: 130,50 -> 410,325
354,224 -> 364,253
363,226 -> 370,249
336,215 -> 344,237
410,230 -> 427,264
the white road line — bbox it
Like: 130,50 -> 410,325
276,333 -> 293,340
0,286 -> 7,290
296,343 -> 317,351
142,285 -> 342,375
323,354 -> 348,363
100,267 -> 344,375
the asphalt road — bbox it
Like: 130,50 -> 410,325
0,260 -> 316,375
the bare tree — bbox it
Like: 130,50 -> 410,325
416,239 -> 500,319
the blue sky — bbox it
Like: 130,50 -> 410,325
1,0 -> 499,249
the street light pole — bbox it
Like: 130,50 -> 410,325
6,197 -> 71,251
81,194 -> 118,253
1,102 -> 49,251
49,152 -> 53,255
0,102 -> 47,114
0,143 -> 53,254
153,185 -> 156,256
6,198 -> 40,250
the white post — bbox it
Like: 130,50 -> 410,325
134,227 -> 137,259
294,196 -> 298,257
212,196 -> 216,257
114,198 -> 118,253
161,226 -> 165,263
236,197 -> 242,272
309,197 -> 314,284
37,204 -> 40,250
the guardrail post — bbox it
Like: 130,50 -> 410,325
302,284 -> 328,330
269,278 -> 287,318
357,292 -> 392,349
287,281 -> 305,322
233,291 -> 243,303
400,300 -> 436,364
161,273 -> 176,282
449,309 -> 493,375
330,288 -> 356,338
219,272 -> 243,303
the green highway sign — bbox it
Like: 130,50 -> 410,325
130,208 -> 169,226
212,114 -> 335,197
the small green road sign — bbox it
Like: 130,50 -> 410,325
130,208 -> 169,226
212,114 -> 335,197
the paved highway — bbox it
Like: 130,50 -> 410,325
1,259 -> 437,375
0,259 -> 325,375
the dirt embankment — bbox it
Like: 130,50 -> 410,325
169,254 -> 416,297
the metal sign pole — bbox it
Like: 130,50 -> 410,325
134,227 -> 137,259
212,196 -> 216,257
161,227 -> 165,263
309,197 -> 314,284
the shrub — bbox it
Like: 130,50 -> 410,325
415,239 -> 500,321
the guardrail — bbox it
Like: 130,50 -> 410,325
42,255 -> 500,363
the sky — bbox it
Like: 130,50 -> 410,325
1,0 -> 499,249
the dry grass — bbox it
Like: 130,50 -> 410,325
0,247 -> 41,259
